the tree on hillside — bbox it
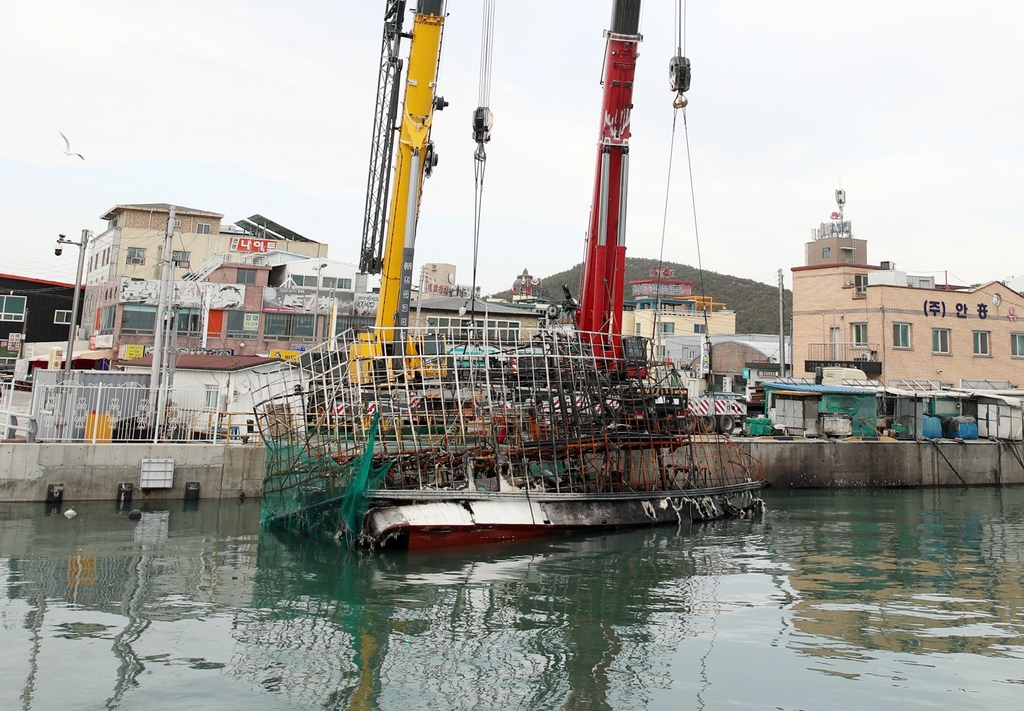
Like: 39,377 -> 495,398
490,258 -> 792,335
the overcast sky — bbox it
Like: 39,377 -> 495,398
1,1 -> 1021,295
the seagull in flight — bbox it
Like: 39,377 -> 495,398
60,131 -> 85,160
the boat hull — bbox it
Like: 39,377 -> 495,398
365,484 -> 762,549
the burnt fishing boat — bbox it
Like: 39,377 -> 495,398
254,0 -> 765,549
253,323 -> 765,549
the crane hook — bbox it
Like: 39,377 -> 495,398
673,93 -> 688,109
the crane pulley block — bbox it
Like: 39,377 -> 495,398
669,55 -> 690,94
472,107 -> 493,145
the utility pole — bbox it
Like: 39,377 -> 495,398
313,261 -> 326,341
778,268 -> 786,378
53,228 -> 90,442
151,207 -> 175,391
151,207 -> 175,441
415,264 -> 426,327
57,229 -> 90,383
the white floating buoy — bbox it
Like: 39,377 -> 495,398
63,507 -> 77,518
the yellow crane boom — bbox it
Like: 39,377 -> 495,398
376,0 -> 447,338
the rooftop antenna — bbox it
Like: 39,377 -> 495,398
834,184 -> 846,235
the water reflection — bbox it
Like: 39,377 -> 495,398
768,489 -> 1024,662
238,527 -> 750,709
1,489 -> 1023,710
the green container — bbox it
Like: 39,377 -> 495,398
746,418 -> 773,436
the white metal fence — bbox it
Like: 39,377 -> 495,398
2,380 -> 258,444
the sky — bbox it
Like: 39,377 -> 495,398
1,1 -> 1021,295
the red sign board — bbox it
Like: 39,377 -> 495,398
230,237 -> 278,253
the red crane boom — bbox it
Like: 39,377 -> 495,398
577,0 -> 643,371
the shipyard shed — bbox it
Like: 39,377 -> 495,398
763,383 -> 879,438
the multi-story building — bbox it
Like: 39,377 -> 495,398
0,273 -> 83,366
792,211 -> 1024,386
82,205 -> 333,358
622,276 -> 736,359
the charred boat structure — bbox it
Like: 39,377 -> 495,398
253,325 -> 766,549
255,0 -> 764,549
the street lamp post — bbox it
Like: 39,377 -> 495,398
56,229 -> 90,382
313,261 -> 327,342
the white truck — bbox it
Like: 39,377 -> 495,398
648,364 -> 747,434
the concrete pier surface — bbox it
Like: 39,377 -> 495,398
1,439 -> 1023,503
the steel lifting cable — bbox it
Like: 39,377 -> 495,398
670,0 -> 712,344
653,111 -> 679,342
656,1 -> 704,346
469,0 -> 496,325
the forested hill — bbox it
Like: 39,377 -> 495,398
491,257 -> 792,335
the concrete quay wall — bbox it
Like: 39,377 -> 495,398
0,443 -> 265,504
738,438 -> 1024,488
3,440 -> 1024,504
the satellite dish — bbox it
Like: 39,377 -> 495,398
447,272 -> 455,284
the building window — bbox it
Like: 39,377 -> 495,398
424,316 -> 520,343
973,330 -> 990,356
226,311 -> 261,336
125,247 -> 146,265
290,274 -> 310,287
196,222 -> 212,235
321,277 -> 337,289
634,323 -> 642,336
854,274 -> 868,296
932,328 -> 950,354
340,278 -> 353,290
54,310 -> 73,325
852,322 -> 868,347
660,322 -> 675,335
693,324 -> 706,334
264,313 -> 315,338
121,305 -> 157,334
0,295 -> 27,322
236,268 -> 257,285
176,308 -> 202,333
204,385 -> 220,409
1012,333 -> 1024,357
892,322 -> 911,349
172,250 -> 191,268
98,305 -> 116,332
821,247 -> 831,259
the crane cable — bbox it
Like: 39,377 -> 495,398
655,1 -> 711,364
469,0 -> 496,325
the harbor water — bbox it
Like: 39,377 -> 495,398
1,488 -> 1022,710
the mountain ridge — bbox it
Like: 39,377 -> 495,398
491,257 -> 792,335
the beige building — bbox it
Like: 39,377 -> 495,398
623,277 -> 736,359
85,205 -> 326,288
81,204 -> 331,357
793,260 -> 1024,386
